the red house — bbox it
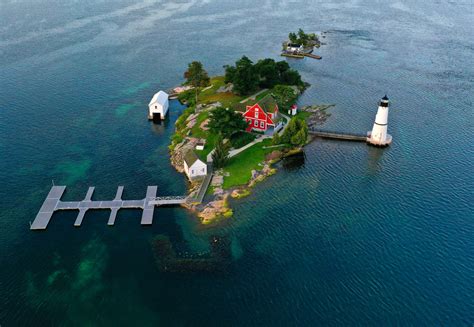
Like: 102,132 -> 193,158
242,95 -> 281,134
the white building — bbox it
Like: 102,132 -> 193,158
195,139 -> 206,151
183,150 -> 207,180
148,91 -> 169,120
286,43 -> 304,53
288,104 -> 298,116
367,95 -> 392,146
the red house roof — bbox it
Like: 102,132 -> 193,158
243,103 -> 275,125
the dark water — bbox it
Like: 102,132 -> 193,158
1,1 -> 473,325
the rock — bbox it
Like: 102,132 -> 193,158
198,194 -> 232,224
251,170 -> 258,179
266,150 -> 282,161
231,188 -> 251,199
211,175 -> 224,186
216,84 -> 233,93
200,118 -> 209,131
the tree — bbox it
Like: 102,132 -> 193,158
297,28 -> 309,46
272,133 -> 281,145
282,69 -> 303,87
208,107 -> 248,138
281,117 -> 308,146
224,65 -> 236,84
272,85 -> 297,111
255,58 -> 280,88
184,61 -> 211,103
232,56 -> 259,95
212,137 -> 230,168
288,32 -> 298,44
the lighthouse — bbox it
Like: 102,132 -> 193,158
367,95 -> 392,147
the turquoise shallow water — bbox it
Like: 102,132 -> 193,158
0,1 -> 473,325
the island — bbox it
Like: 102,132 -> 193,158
281,28 -> 323,59
168,57 -> 332,224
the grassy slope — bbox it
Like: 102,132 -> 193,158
222,139 -> 273,189
198,76 -> 244,107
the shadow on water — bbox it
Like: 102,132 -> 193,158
281,151 -> 306,172
365,146 -> 385,176
152,234 -> 232,273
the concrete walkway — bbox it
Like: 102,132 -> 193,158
239,89 -> 268,104
207,113 -> 291,161
228,135 -> 270,158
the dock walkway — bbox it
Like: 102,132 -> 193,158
30,185 -> 177,230
309,129 -> 368,142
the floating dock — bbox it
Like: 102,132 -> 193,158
30,185 -> 189,230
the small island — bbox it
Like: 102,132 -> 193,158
281,28 -> 323,59
168,57 -> 331,224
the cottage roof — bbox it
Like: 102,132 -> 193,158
149,91 -> 168,106
258,95 -> 279,113
184,150 -> 201,167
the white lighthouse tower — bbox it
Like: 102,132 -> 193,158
367,95 -> 392,147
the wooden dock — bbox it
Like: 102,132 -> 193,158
303,53 -> 322,60
281,52 -> 322,60
309,129 -> 368,142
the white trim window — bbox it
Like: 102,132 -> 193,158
260,121 -> 264,128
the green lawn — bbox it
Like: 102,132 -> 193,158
198,76 -> 244,107
295,111 -> 311,120
190,111 -> 209,138
195,132 -> 218,162
222,139 -> 273,189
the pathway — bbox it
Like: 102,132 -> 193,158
239,89 -> 268,104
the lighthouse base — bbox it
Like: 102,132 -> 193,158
366,132 -> 392,147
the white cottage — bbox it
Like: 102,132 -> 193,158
286,43 -> 304,53
148,91 -> 169,120
183,150 -> 207,180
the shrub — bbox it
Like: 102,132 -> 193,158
230,132 -> 256,149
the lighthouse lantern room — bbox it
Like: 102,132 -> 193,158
367,95 -> 392,147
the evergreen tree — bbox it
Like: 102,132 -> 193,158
232,56 -> 259,95
184,61 -> 211,103
208,107 -> 248,139
212,137 -> 230,168
288,32 -> 298,44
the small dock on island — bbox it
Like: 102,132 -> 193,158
281,52 -> 322,60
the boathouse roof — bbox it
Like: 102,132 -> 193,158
149,90 -> 168,106
184,150 -> 201,167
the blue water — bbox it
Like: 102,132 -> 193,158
1,1 -> 473,325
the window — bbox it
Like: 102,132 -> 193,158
155,106 -> 157,109
254,120 -> 258,127
260,121 -> 264,128
202,168 -> 205,172
254,110 -> 258,118
191,170 -> 195,174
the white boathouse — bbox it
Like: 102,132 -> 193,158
148,91 -> 169,120
183,150 -> 207,180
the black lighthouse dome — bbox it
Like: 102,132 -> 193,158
380,94 -> 389,107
